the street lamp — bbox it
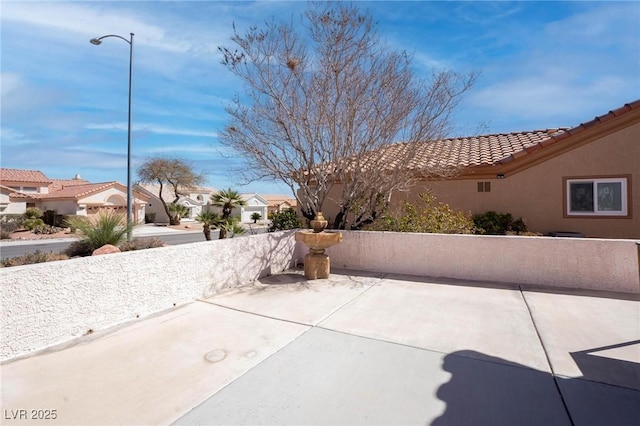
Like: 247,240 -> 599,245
90,33 -> 134,241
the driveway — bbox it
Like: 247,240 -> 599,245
2,270 -> 638,425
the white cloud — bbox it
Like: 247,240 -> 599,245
140,144 -> 232,156
85,122 -> 218,138
0,127 -> 34,146
0,1 -> 209,54
1,73 -> 24,96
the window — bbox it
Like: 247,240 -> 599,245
565,176 -> 630,217
477,182 -> 491,192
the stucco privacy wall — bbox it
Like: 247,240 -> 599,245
327,231 -> 640,294
1,231 -> 303,362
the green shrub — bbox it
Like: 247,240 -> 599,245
144,212 -> 156,224
24,207 -> 43,219
65,211 -> 133,255
23,207 -> 44,231
0,215 -> 23,238
473,211 -> 528,235
63,214 -> 82,232
24,218 -> 44,231
119,237 -> 165,251
64,240 -> 95,257
366,192 -> 475,234
268,208 -> 302,232
1,251 -> 69,267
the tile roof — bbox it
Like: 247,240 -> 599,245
33,182 -> 120,199
261,195 -> 298,207
386,129 -> 569,170
49,178 -> 90,192
374,99 -> 640,171
0,168 -> 51,183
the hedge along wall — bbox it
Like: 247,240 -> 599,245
1,230 -> 304,362
327,231 -> 640,294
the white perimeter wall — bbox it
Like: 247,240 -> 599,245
2,230 -> 638,362
1,231 -> 304,362
327,231 -> 640,294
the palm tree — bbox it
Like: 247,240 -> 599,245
227,222 -> 247,238
195,211 -> 221,241
168,203 -> 189,225
210,188 -> 246,239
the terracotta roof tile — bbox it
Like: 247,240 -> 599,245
0,168 -> 51,183
261,195 -> 298,207
369,99 -> 640,171
34,182 -> 119,199
374,129 -> 566,171
49,178 -> 90,192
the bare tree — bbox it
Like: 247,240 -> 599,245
219,1 -> 476,229
137,157 -> 205,225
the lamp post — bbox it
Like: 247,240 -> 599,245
90,33 -> 134,241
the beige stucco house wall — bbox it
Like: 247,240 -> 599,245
37,183 -> 147,223
423,121 -> 639,238
315,101 -> 640,239
0,186 -> 27,215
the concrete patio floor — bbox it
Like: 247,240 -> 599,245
2,270 -> 639,425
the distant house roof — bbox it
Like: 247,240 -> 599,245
29,182 -> 149,201
0,168 -> 51,184
240,193 -> 269,206
49,177 -> 90,192
30,182 -> 122,199
261,195 -> 297,207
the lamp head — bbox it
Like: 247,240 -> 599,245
90,38 -> 102,45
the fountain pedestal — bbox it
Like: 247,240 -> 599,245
295,229 -> 342,280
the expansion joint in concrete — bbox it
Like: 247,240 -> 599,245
519,285 -> 576,426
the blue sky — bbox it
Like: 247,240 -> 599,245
2,1 -> 639,195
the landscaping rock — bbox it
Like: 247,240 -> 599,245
92,244 -> 121,256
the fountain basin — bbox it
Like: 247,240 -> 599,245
295,230 -> 343,280
295,230 -> 343,251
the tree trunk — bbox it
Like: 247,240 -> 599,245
203,225 -> 211,241
333,207 -> 349,230
219,228 -> 227,239
300,207 -> 316,222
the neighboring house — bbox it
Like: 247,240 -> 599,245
262,195 -> 298,216
0,169 -> 149,223
135,183 -> 218,223
320,100 -> 640,239
237,193 -> 269,223
0,184 -> 28,215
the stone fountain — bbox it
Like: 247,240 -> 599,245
295,212 -> 342,280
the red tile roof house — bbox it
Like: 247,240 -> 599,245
319,100 -> 640,239
263,194 -> 298,216
0,169 -> 149,223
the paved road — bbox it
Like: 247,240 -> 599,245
0,228 -> 267,260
